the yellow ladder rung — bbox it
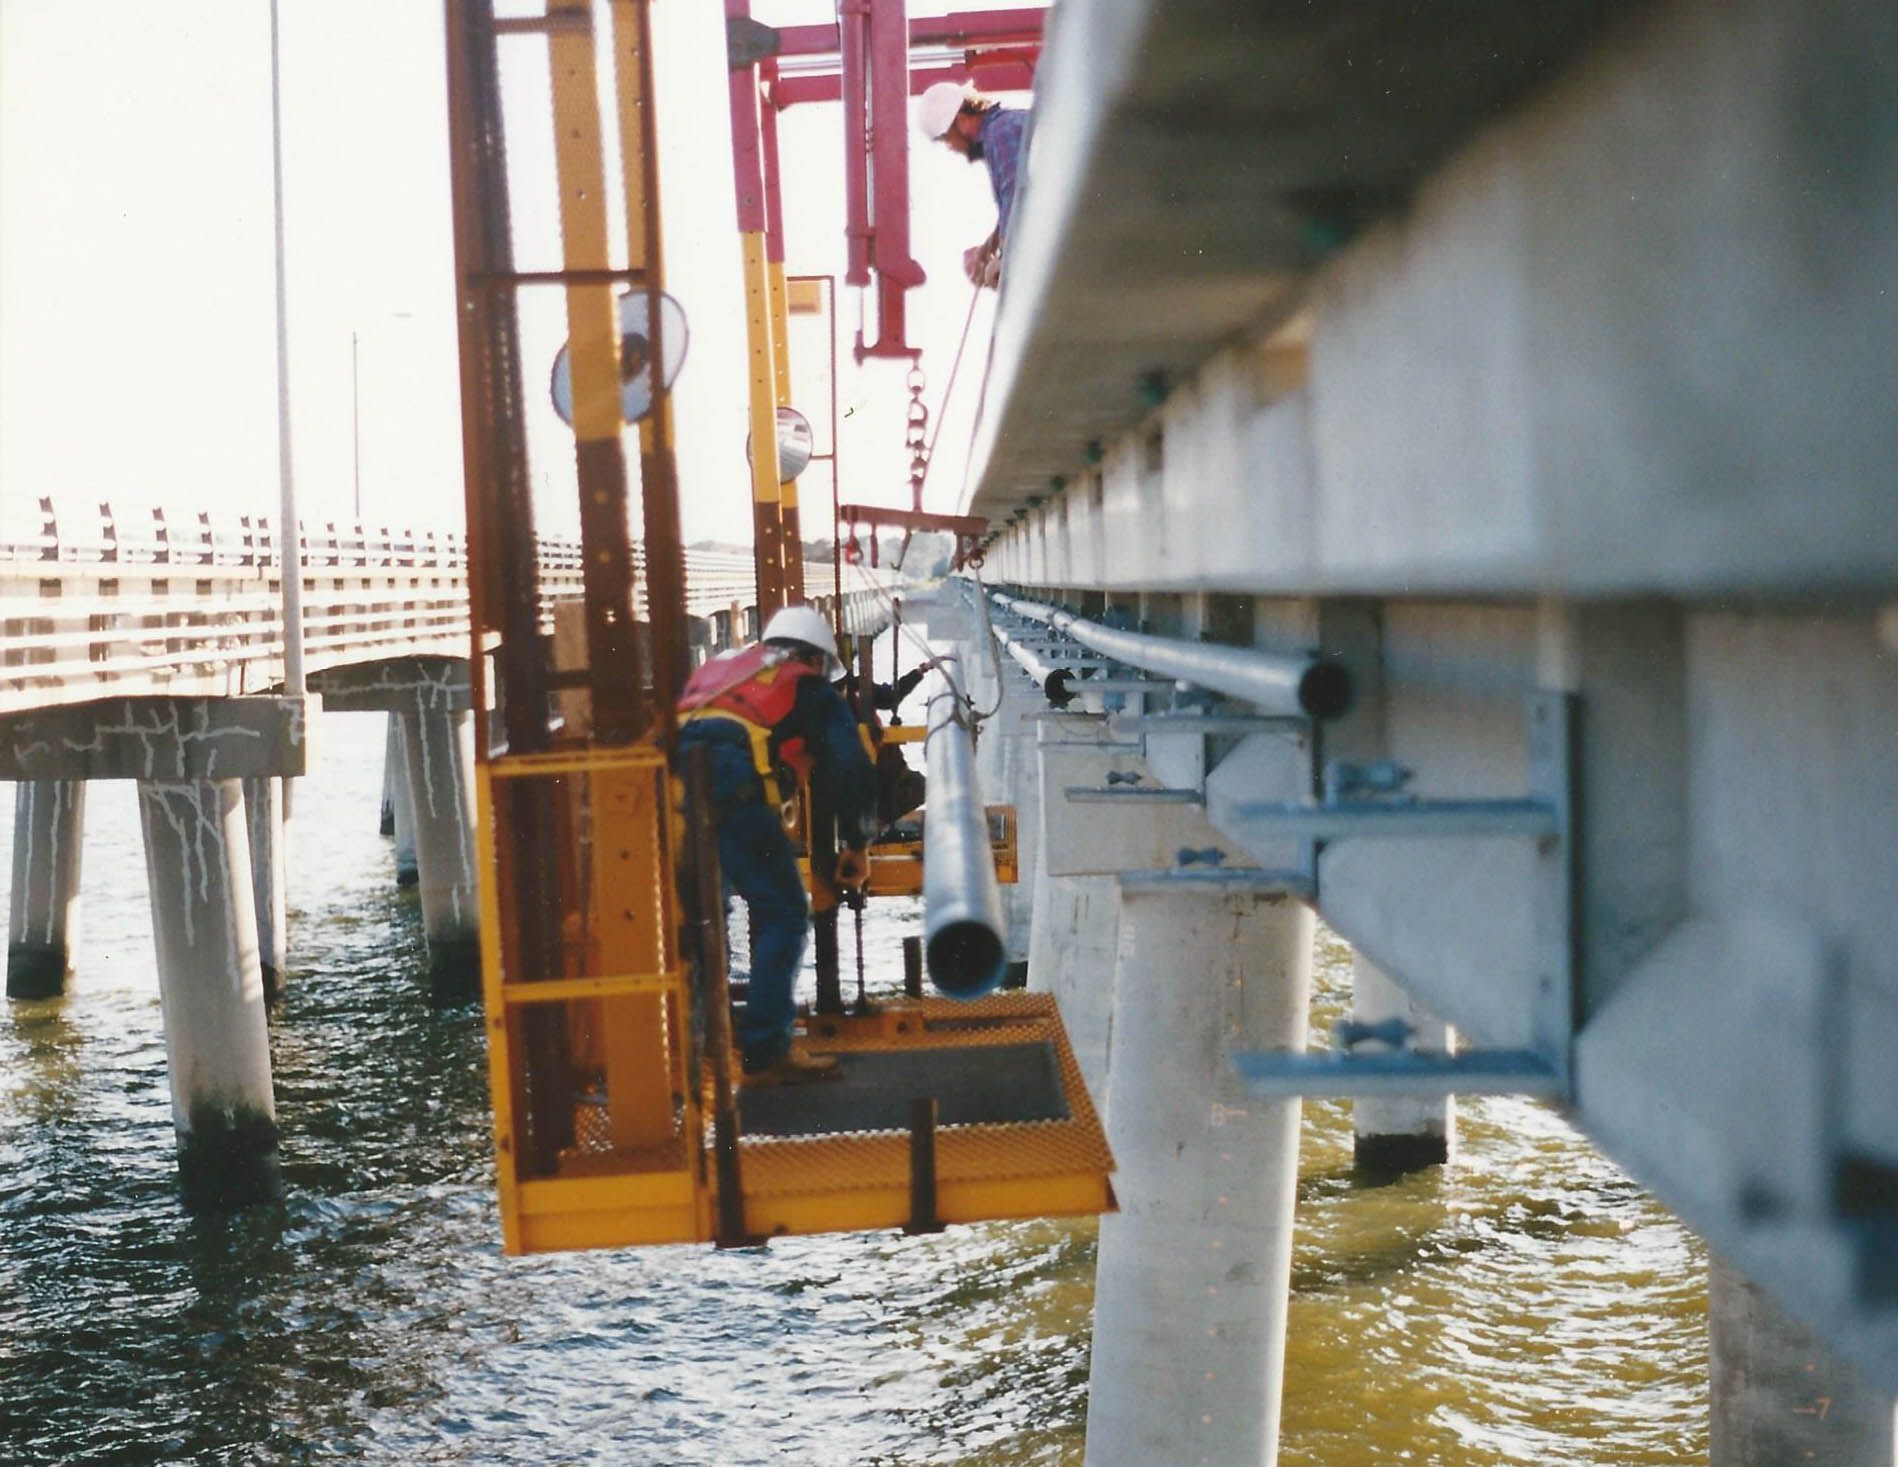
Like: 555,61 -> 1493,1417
500,969 -> 683,1004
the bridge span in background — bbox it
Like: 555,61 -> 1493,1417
1,492 -> 885,1203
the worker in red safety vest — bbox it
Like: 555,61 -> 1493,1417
678,605 -> 878,1084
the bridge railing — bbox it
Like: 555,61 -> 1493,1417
0,499 -> 788,715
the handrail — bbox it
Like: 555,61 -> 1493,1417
1,501 -> 882,715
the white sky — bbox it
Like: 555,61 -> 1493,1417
0,0 -> 1018,546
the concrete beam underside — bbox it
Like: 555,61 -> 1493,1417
976,0 -> 1898,602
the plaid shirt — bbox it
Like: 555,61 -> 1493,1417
980,106 -> 1029,246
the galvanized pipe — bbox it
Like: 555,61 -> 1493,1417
989,592 -> 1350,720
922,669 -> 1007,997
991,622 -> 1080,707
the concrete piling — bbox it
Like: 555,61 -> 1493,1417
1084,882 -> 1312,1466
1350,954 -> 1454,1171
242,776 -> 288,1001
1026,871 -> 1119,1103
137,779 -> 282,1207
1710,1255 -> 1896,1466
379,714 -> 399,835
389,726 -> 420,888
7,780 -> 86,999
396,708 -> 480,992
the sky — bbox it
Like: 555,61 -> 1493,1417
0,0 -> 1019,547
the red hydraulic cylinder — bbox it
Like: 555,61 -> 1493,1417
859,0 -> 925,359
838,0 -> 872,287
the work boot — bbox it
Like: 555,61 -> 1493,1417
741,1042 -> 841,1087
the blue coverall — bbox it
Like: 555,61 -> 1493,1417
677,677 -> 877,1069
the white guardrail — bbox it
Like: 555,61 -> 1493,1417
0,497 -> 780,715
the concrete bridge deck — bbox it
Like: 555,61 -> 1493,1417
937,0 -> 1898,1458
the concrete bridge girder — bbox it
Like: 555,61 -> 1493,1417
307,655 -> 471,716
0,696 -> 309,783
976,0 -> 1898,603
982,586 -> 1898,1396
947,0 -> 1898,1435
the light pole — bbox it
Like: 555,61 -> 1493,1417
269,0 -> 303,695
351,328 -> 360,524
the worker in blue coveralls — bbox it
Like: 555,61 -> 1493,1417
917,81 -> 1029,288
677,605 -> 878,1084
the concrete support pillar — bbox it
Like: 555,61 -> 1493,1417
389,717 -> 419,887
988,685 -> 1040,983
7,780 -> 86,999
397,707 -> 479,991
1710,1255 -> 1897,1467
379,715 -> 399,835
137,779 -> 281,1207
242,776 -> 288,1001
1350,953 -> 1454,1171
1026,869 -> 1119,1103
1084,883 -> 1312,1467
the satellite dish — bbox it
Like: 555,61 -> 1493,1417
550,290 -> 689,427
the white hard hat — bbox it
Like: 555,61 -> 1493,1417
762,604 -> 844,678
916,81 -> 968,140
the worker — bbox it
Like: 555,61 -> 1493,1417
841,654 -> 939,830
917,80 -> 1029,288
678,605 -> 878,1083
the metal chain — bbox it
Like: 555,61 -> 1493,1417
853,901 -> 867,1010
904,364 -> 929,512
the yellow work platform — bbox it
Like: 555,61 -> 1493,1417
733,992 -> 1114,1239
477,746 -> 1110,1256
499,991 -> 1114,1254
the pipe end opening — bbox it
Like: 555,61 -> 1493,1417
926,921 -> 1006,999
1298,660 -> 1353,720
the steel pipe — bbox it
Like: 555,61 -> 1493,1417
989,592 -> 1351,720
922,669 -> 1007,997
991,622 -> 1081,708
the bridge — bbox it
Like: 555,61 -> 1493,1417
878,0 -> 1898,1460
1,493 -> 881,1191
7,0 -> 1895,1460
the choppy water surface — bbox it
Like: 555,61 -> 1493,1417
1,710 -> 1704,1464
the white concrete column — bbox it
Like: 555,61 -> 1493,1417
990,682 -> 1041,981
1710,1255 -> 1897,1467
243,776 -> 288,1001
1350,953 -> 1455,1170
137,779 -> 281,1207
1027,869 -> 1120,1104
1084,882 -> 1312,1467
379,714 -> 399,835
390,731 -> 419,888
7,780 -> 86,999
397,707 -> 479,987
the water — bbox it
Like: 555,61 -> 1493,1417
0,711 -> 1705,1464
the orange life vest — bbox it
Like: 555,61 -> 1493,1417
677,643 -> 822,797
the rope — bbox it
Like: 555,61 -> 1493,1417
915,280 -> 987,508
